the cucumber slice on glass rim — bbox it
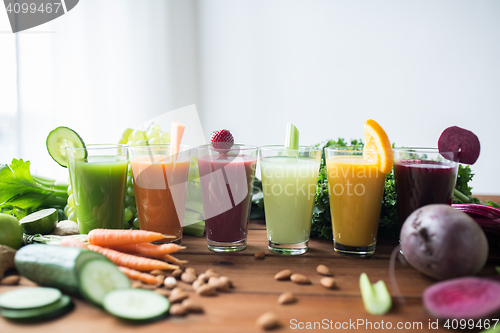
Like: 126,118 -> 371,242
46,127 -> 86,168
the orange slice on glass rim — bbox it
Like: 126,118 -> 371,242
363,119 -> 393,174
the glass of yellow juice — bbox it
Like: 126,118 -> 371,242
325,146 -> 386,257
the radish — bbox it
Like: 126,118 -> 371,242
423,277 -> 500,320
400,204 -> 488,280
438,126 -> 480,165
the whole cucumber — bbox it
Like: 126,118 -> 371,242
14,244 -> 107,295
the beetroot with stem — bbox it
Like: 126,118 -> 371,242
438,126 -> 480,165
423,277 -> 500,320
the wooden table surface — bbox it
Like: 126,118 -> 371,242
1,196 -> 500,333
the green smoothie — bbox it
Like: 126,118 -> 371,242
70,156 -> 128,234
260,156 -> 320,245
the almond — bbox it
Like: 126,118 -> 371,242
131,280 -> 143,289
208,276 -> 220,287
169,303 -> 187,316
256,311 -> 280,330
205,270 -> 220,279
141,283 -> 160,290
164,276 -> 177,289
192,279 -> 204,290
290,273 -> 310,285
185,267 -> 196,275
0,275 -> 20,286
196,284 -> 217,296
181,272 -> 197,284
150,269 -> 164,276
274,269 -> 293,281
316,264 -> 332,276
216,279 -> 230,292
320,277 -> 336,289
219,276 -> 233,288
254,251 -> 265,259
172,269 -> 183,279
277,291 -> 296,305
198,273 -> 209,283
181,299 -> 204,313
169,290 -> 189,303
154,288 -> 171,297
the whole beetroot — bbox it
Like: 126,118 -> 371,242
400,204 -> 488,280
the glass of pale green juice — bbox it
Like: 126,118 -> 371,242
66,144 -> 128,234
259,146 -> 322,255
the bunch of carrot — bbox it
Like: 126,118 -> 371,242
60,229 -> 187,285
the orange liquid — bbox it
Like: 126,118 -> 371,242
327,156 -> 385,247
131,155 -> 190,242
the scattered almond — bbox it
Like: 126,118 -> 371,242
150,269 -> 164,276
198,273 -> 209,283
0,275 -> 20,285
156,274 -> 166,282
256,311 -> 280,330
172,269 -> 183,279
254,251 -> 265,259
169,303 -> 187,316
274,269 -> 293,281
181,272 -> 197,284
320,277 -> 336,289
219,276 -> 233,288
277,292 -> 296,305
164,276 -> 177,289
182,299 -> 204,313
290,273 -> 310,285
185,267 -> 196,275
154,288 -> 171,297
208,276 -> 220,287
192,279 -> 204,290
141,283 -> 159,290
196,284 -> 217,296
316,264 -> 332,276
205,269 -> 220,279
169,290 -> 189,303
216,279 -> 230,292
131,280 -> 143,289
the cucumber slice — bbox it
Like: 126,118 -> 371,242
20,208 -> 59,235
46,126 -> 86,168
103,289 -> 170,322
0,287 -> 61,310
0,295 -> 73,322
79,259 -> 131,306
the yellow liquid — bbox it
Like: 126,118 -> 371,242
326,156 -> 385,247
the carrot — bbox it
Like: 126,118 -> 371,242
88,229 -> 173,246
87,245 -> 179,271
163,254 -> 188,265
108,243 -> 185,258
118,266 -> 162,285
60,238 -> 88,249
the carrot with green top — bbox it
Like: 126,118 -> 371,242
87,245 -> 179,271
118,266 -> 162,285
88,229 -> 173,246
108,242 -> 185,258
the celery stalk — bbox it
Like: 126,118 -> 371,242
360,273 -> 392,315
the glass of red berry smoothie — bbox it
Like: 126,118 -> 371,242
197,130 -> 258,252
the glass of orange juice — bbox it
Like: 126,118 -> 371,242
129,145 -> 191,244
325,146 -> 386,256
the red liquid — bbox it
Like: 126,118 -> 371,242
198,155 -> 256,243
394,160 -> 457,227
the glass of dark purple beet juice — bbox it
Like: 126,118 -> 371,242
197,144 -> 258,252
394,148 -> 459,229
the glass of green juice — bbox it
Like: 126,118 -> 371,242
259,145 -> 322,255
66,144 -> 128,234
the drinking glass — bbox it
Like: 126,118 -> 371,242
197,144 -> 258,252
325,146 -> 385,257
393,147 -> 459,228
66,144 -> 128,234
260,145 -> 322,255
129,145 -> 191,244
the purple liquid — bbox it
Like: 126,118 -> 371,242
198,155 -> 256,243
395,160 -> 457,227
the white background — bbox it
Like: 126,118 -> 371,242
1,0 -> 499,194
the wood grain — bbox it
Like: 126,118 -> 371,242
1,197 -> 499,332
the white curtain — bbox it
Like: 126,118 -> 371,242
4,0 -> 199,180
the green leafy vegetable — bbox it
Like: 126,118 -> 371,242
0,159 -> 68,219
